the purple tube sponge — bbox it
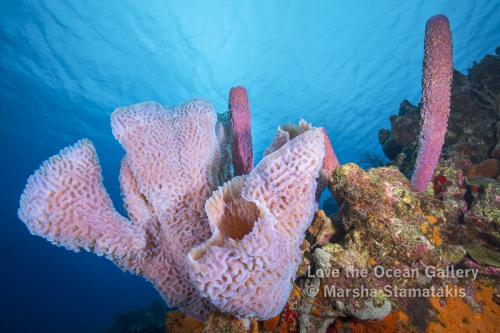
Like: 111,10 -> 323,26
229,86 -> 253,176
411,15 -> 453,192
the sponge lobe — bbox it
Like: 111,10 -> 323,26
111,99 -> 228,318
111,100 -> 222,233
18,139 -> 148,273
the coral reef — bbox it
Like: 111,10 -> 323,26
165,312 -> 203,333
19,100 -> 230,320
411,15 -> 453,192
165,18 -> 499,333
378,46 -> 500,275
188,128 -> 325,320
368,41 -> 500,333
427,281 -> 500,333
464,179 -> 500,246
311,164 -> 444,324
330,280 -> 500,333
171,158 -> 499,332
17,11 -> 499,333
175,81 -> 498,330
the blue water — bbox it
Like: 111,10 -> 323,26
1,1 -> 499,332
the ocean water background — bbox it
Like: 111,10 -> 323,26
1,1 -> 499,332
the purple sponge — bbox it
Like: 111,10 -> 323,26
229,86 -> 254,176
412,15 -> 453,192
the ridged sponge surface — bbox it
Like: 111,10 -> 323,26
18,139 -> 148,273
188,127 -> 325,320
111,100 -> 223,229
111,100 -> 228,318
19,99 -> 230,320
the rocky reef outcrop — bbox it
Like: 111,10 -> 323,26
167,159 -> 499,332
164,46 -> 500,333
378,46 -> 500,258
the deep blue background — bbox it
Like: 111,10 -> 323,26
1,1 -> 499,332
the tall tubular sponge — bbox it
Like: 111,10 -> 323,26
411,15 -> 453,192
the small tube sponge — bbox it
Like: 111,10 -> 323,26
411,15 -> 453,192
321,128 -> 340,178
188,127 -> 325,320
229,86 -> 253,176
18,139 -> 148,273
